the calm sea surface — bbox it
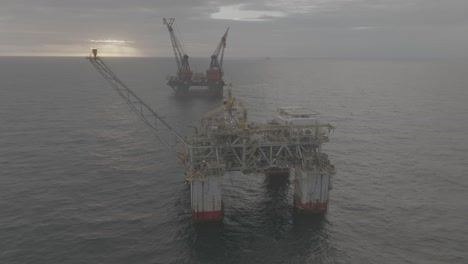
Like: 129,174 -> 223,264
1,57 -> 467,263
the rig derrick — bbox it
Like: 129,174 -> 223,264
87,50 -> 336,222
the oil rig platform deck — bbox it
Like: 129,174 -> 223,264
87,50 -> 336,222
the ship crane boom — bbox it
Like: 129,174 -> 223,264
207,27 -> 229,81
163,18 -> 192,80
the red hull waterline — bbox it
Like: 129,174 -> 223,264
294,196 -> 328,213
192,204 -> 224,222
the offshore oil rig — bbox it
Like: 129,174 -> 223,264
88,49 -> 336,222
163,18 -> 228,97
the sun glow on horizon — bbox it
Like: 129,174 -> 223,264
89,39 -> 135,44
87,39 -> 142,57
0,38 -> 145,57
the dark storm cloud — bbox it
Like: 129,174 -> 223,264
1,0 -> 468,57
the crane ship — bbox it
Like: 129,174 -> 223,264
163,18 -> 229,97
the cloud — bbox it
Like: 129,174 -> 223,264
350,26 -> 375,30
211,4 -> 286,21
1,0 -> 468,58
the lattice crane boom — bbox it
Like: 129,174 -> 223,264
87,49 -> 187,150
163,18 -> 192,80
206,27 -> 229,81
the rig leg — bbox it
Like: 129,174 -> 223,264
292,166 -> 332,213
190,175 -> 223,222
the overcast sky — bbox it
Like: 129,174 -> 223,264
1,0 -> 468,58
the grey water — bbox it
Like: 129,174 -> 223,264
1,57 -> 467,263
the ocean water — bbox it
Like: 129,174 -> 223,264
0,57 -> 467,263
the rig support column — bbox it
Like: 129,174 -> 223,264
189,164 -> 224,222
292,165 -> 332,213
